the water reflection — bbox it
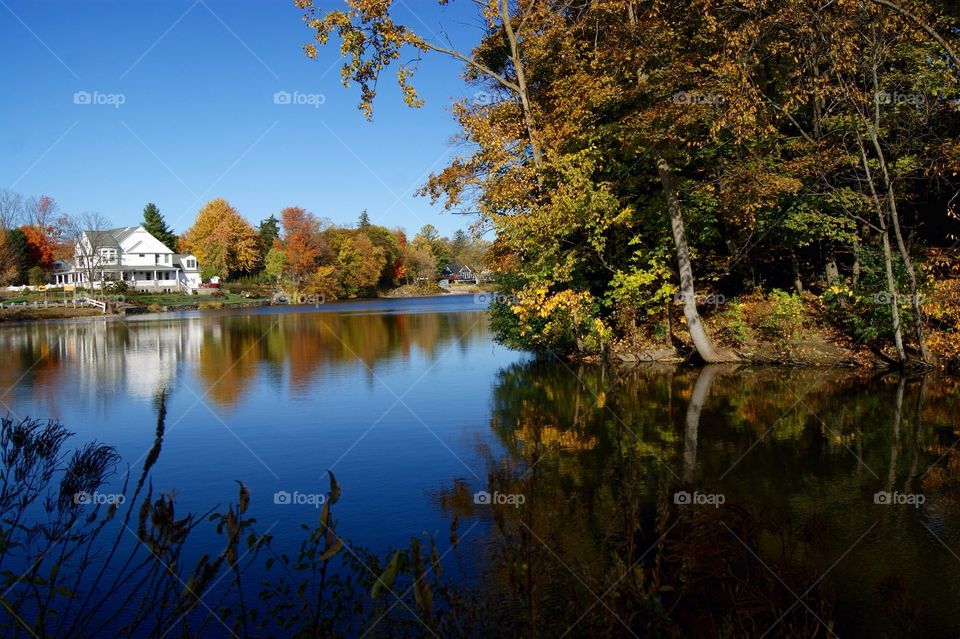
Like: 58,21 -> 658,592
438,364 -> 960,638
3,304 -> 960,637
0,308 -> 487,409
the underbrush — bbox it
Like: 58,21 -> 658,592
712,289 -> 810,351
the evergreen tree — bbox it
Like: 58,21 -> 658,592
5,228 -> 30,285
141,203 -> 179,252
258,214 -> 280,259
358,209 -> 370,228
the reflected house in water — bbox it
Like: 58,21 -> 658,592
0,319 -> 204,403
53,225 -> 202,293
68,320 -> 203,401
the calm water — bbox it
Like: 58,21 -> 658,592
2,295 -> 959,637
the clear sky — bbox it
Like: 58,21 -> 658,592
0,0 -> 486,237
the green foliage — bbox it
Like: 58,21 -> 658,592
822,248 -> 925,348
27,266 -> 46,286
141,203 -> 179,252
257,214 -> 280,258
5,228 -> 30,285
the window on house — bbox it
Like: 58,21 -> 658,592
139,254 -> 145,258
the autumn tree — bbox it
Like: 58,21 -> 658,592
181,198 -> 261,279
336,234 -> 385,297
20,225 -> 56,271
401,235 -> 436,283
360,223 -> 401,288
280,206 -> 322,288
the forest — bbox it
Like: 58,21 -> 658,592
297,0 -> 960,370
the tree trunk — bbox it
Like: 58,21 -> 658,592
500,0 -> 543,171
852,228 -> 862,288
791,250 -> 803,293
858,143 -> 906,365
655,155 -> 737,363
865,75 -> 929,362
824,250 -> 839,285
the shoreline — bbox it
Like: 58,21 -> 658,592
0,288 -> 480,326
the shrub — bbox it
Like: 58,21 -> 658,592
758,289 -> 805,340
491,283 -> 610,356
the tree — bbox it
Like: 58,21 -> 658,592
20,225 -> 56,270
27,266 -> 46,286
401,236 -> 436,283
453,234 -> 490,282
63,211 -> 114,295
357,210 -> 370,228
298,0 -> 545,168
360,223 -> 401,288
280,206 -> 322,288
3,229 -> 29,285
141,203 -> 179,252
258,215 -> 280,260
336,235 -> 385,297
415,224 -> 451,273
264,247 -> 287,284
181,198 -> 261,279
0,189 -> 23,230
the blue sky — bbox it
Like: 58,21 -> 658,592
0,0 -> 485,237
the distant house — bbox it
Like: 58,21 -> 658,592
441,261 -> 475,283
53,225 -> 202,292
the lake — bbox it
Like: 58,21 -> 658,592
1,295 -> 959,638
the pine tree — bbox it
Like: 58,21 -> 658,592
258,215 -> 280,258
358,209 -> 370,228
142,203 -> 179,252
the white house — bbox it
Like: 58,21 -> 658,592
53,225 -> 202,292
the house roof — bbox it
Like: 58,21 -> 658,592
84,226 -> 139,248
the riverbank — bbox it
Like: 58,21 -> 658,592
611,288 -> 959,372
0,284 -> 490,323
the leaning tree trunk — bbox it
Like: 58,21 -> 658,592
858,143 -> 907,365
865,90 -> 930,363
655,155 -> 737,363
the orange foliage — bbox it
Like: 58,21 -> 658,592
20,225 -> 56,269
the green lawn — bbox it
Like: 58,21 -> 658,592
132,293 -> 268,307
